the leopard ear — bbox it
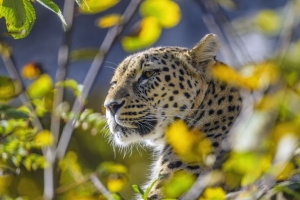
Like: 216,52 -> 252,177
189,34 -> 220,73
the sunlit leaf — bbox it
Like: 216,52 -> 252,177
213,62 -> 279,90
34,130 -> 54,147
0,76 -> 22,103
255,9 -> 281,34
199,187 -> 226,200
21,62 -> 41,79
97,14 -> 123,28
121,17 -> 162,52
140,0 -> 181,28
107,174 -> 127,192
163,171 -> 195,198
0,0 -> 36,39
165,120 -> 212,164
78,0 -> 119,14
97,162 -> 128,175
27,74 -> 53,99
122,17 -> 162,52
36,0 -> 67,29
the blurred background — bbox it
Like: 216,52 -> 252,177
1,0 -> 299,199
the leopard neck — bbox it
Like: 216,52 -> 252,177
185,78 -> 242,153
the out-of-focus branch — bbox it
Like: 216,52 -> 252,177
179,171 -> 213,200
195,0 -> 255,66
1,55 -> 43,132
43,0 -> 75,199
56,0 -> 142,160
90,173 -> 113,200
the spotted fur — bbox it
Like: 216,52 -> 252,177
104,34 -> 242,199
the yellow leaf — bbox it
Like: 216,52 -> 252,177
21,62 -> 41,79
34,130 -> 54,147
140,0 -> 181,28
0,76 -> 21,103
212,62 -> 279,90
27,74 -> 53,99
97,14 -> 123,28
165,120 -> 212,164
79,0 -> 119,14
107,174 -> 127,192
98,162 -> 128,175
255,9 -> 281,34
122,17 -> 162,52
199,187 -> 226,200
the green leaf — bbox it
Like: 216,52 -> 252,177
56,79 -> 83,97
77,0 -> 120,14
27,74 -> 53,99
36,0 -> 67,29
0,76 -> 22,103
143,178 -> 160,200
111,193 -> 125,200
132,184 -> 144,195
0,0 -> 36,39
0,0 -> 26,28
0,109 -> 29,119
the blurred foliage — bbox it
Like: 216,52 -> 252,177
1,0 -> 300,200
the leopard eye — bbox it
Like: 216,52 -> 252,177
143,71 -> 156,78
139,70 -> 156,84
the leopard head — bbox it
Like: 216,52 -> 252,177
104,34 -> 220,147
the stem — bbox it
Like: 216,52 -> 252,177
90,173 -> 113,200
44,0 -> 75,199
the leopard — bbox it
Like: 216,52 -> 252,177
104,33 -> 242,199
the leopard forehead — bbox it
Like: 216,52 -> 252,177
111,47 -> 192,83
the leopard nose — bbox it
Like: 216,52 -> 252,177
104,100 -> 125,116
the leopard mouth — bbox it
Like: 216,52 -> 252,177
114,119 -> 158,135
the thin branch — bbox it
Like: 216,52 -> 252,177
56,0 -> 142,160
90,173 -> 113,200
179,171 -> 213,200
43,0 -> 75,199
1,55 -> 43,132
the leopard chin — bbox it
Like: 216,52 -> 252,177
109,119 -> 160,146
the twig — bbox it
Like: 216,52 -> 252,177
179,171 -> 213,200
56,0 -> 142,160
43,0 -> 75,199
1,55 -> 43,132
90,173 -> 113,200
